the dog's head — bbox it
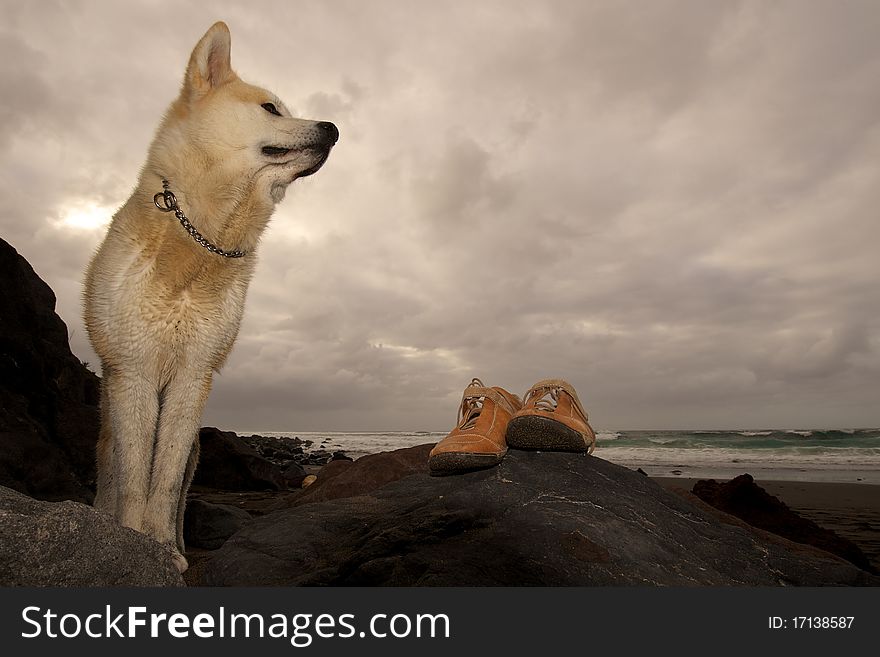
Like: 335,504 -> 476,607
170,22 -> 338,203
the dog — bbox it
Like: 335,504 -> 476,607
83,21 -> 337,572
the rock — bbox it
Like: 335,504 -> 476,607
194,427 -> 288,491
0,485 -> 184,586
306,449 -> 332,465
0,238 -> 100,503
183,499 -> 253,550
281,462 -> 308,488
284,443 -> 434,509
201,449 -> 877,586
692,474 -> 875,573
242,434 -> 305,461
301,475 -> 317,488
194,431 -> 328,490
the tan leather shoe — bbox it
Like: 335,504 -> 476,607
428,378 -> 523,475
505,379 -> 596,453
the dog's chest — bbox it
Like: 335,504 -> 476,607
156,274 -> 245,338
112,252 -> 250,348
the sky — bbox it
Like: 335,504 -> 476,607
1,0 -> 879,432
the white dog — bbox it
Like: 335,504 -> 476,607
83,21 -> 337,571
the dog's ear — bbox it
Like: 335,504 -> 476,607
183,21 -> 234,102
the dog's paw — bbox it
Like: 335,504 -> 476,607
172,550 -> 189,574
164,543 -> 189,574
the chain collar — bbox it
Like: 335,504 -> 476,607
153,180 -> 247,258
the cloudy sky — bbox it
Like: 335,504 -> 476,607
2,0 -> 879,432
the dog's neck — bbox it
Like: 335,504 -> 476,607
153,179 -> 247,258
143,166 -> 275,258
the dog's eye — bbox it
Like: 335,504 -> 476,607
261,102 -> 282,117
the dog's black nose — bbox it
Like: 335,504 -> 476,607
316,121 -> 339,145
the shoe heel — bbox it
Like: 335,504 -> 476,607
428,451 -> 505,476
506,415 -> 590,452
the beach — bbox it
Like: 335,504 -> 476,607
654,477 -> 880,573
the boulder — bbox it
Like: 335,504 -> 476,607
283,443 -> 434,509
195,429 -> 351,491
692,474 -> 875,573
0,485 -> 184,586
242,433 -> 306,461
202,448 -> 877,586
0,238 -> 100,503
183,498 -> 253,550
281,462 -> 308,489
193,427 -> 288,491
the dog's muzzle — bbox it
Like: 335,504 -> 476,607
315,121 -> 339,147
297,122 -> 338,178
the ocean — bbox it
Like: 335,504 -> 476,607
240,428 -> 880,485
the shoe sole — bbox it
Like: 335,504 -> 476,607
506,415 -> 590,452
428,451 -> 505,476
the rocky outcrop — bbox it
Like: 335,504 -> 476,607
0,238 -> 99,503
0,485 -> 184,586
194,427 -> 295,491
276,443 -> 434,510
693,473 -> 875,573
202,448 -> 877,586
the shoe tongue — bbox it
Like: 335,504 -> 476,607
456,384 -> 517,429
533,387 -> 559,411
457,393 -> 484,430
460,406 -> 482,430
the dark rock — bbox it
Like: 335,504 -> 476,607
693,473 -> 876,573
307,449 -> 331,465
183,499 -> 253,550
197,433 -> 313,489
331,451 -> 353,462
0,485 -> 183,586
242,434 -> 305,462
0,238 -> 100,503
636,468 -> 648,476
202,449 -> 876,586
281,462 -> 308,489
194,427 -> 288,491
283,443 -> 434,509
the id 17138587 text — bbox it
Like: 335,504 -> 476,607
768,617 -> 854,630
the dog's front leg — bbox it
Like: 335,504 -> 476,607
143,370 -> 213,572
93,382 -> 115,512
103,370 -> 160,532
176,438 -> 200,555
